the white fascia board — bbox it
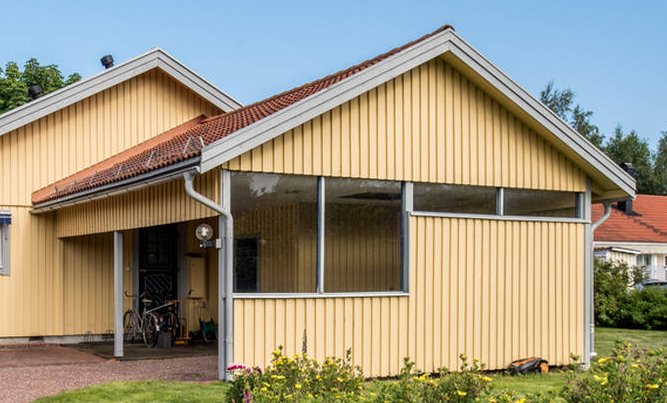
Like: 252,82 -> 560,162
595,241 -> 667,254
199,29 -> 635,199
0,48 -> 242,137
200,30 -> 455,172
443,31 -> 635,198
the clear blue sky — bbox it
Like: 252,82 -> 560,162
2,1 -> 666,146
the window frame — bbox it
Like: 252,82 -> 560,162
0,212 -> 10,276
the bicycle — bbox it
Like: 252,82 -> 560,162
123,291 -> 179,348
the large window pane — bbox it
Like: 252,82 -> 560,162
231,172 -> 317,293
325,178 -> 401,292
414,183 -> 496,214
504,189 -> 578,218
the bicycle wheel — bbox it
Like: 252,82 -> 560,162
123,310 -> 138,343
142,312 -> 159,348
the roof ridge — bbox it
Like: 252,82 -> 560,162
200,24 -> 454,125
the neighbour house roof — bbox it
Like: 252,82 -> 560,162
32,24 -> 636,211
593,195 -> 667,243
0,48 -> 243,137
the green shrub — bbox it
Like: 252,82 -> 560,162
368,355 -> 492,403
594,259 -> 642,327
618,287 -> 667,330
226,346 -> 364,402
562,340 -> 667,402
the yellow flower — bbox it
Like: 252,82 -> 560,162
647,384 -> 659,390
295,383 -> 302,390
631,363 -> 640,369
516,398 -> 526,403
597,358 -> 609,365
481,376 -> 493,382
456,390 -> 467,397
260,387 -> 268,393
336,377 -> 344,382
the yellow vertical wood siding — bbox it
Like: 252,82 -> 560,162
56,170 -> 220,238
0,69 -> 222,337
224,59 -> 586,192
234,217 -> 585,376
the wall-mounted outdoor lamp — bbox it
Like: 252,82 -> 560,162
195,223 -> 221,249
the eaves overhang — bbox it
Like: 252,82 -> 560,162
0,48 -> 243,137
199,29 -> 635,199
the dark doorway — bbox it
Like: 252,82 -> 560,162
235,237 -> 259,292
139,225 -> 179,305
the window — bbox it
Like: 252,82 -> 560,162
503,189 -> 579,218
0,211 -> 10,276
231,173 -> 318,293
325,179 -> 401,292
414,184 -> 496,214
637,254 -> 653,268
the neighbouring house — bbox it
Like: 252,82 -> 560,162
0,25 -> 635,380
594,195 -> 667,281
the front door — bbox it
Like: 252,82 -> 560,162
139,225 -> 179,306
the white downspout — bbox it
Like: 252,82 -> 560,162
592,201 -> 612,232
183,171 -> 234,381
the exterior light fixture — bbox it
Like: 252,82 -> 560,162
195,223 -> 219,248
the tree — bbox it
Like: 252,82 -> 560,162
540,81 -> 604,148
0,58 -> 80,114
605,125 -> 655,194
652,131 -> 667,195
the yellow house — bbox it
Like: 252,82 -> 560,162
1,25 -> 634,380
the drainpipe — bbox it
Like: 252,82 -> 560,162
587,200 -> 613,363
183,171 -> 234,381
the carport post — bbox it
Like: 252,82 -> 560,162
114,231 -> 124,357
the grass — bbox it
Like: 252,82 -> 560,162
35,381 -> 229,402
595,327 -> 667,357
39,327 -> 667,401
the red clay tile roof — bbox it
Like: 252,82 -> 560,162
593,195 -> 667,243
32,24 -> 454,205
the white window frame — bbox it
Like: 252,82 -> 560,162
0,211 -> 10,276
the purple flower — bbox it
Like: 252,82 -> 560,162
227,363 -> 248,371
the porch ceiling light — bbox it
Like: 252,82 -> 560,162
195,223 -> 214,241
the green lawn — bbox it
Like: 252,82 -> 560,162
35,381 -> 229,403
39,327 -> 667,402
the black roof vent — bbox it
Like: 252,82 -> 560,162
28,84 -> 42,100
100,54 -> 114,69
618,162 -> 636,215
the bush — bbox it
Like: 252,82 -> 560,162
368,355 -> 492,403
618,287 -> 667,330
226,346 -> 364,402
562,340 -> 667,402
594,259 -> 642,327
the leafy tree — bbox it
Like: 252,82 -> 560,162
604,125 -> 655,194
540,81 -> 603,147
652,131 -> 667,195
0,58 -> 80,114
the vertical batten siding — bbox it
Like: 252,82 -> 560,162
234,297 -> 408,378
0,207 -> 62,337
410,216 -> 585,372
0,69 -> 222,337
224,59 -> 586,192
56,170 -> 220,238
234,217 -> 585,376
0,70 -> 221,207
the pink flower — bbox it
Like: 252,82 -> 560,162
227,363 -> 248,371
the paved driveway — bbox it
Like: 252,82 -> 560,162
0,344 -> 217,402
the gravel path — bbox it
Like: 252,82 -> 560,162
0,345 -> 218,402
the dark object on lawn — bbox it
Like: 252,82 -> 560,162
508,357 -> 548,374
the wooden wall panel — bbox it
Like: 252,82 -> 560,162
224,59 -> 586,192
0,68 -> 222,337
56,170 -> 220,238
234,216 -> 585,376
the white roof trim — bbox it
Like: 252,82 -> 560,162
199,29 -> 635,198
0,48 -> 243,137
